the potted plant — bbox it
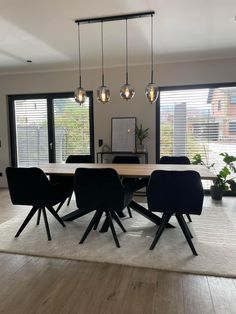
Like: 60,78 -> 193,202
192,152 -> 236,200
135,124 -> 149,152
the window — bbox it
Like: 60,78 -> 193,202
9,92 -> 94,166
158,84 -> 236,182
230,96 -> 236,104
229,121 -> 236,134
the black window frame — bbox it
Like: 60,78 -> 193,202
156,82 -> 236,163
8,91 -> 94,166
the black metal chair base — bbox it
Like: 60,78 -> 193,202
15,205 -> 66,241
149,213 -> 198,256
186,214 -> 192,223
127,206 -> 132,218
79,209 -> 126,248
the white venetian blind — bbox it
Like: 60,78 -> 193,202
160,86 -> 236,175
14,98 -> 48,167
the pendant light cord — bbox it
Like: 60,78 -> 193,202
125,18 -> 129,84
101,21 -> 104,86
151,14 -> 154,84
77,23 -> 82,87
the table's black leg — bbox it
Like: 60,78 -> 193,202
129,201 -> 175,228
100,217 -> 109,232
99,201 -> 175,232
62,208 -> 94,221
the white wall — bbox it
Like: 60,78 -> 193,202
1,57 -> 236,186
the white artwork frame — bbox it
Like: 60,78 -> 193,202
111,117 -> 136,152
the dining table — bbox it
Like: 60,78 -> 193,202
39,163 -> 216,230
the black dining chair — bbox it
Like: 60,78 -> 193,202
52,154 -> 93,212
112,155 -> 140,164
6,167 -> 71,240
147,170 -> 204,255
112,155 -> 148,218
159,156 -> 191,165
159,155 -> 192,223
74,168 -> 133,248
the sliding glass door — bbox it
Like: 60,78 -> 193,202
12,97 -> 49,166
9,92 -> 94,167
53,96 -> 92,163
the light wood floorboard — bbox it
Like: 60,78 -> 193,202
0,188 -> 236,314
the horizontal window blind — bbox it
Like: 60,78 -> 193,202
11,93 -> 93,167
160,86 -> 236,185
53,98 -> 90,163
14,99 -> 48,167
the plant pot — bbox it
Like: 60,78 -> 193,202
210,185 -> 223,201
136,143 -> 146,152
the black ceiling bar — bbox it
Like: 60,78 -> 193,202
75,11 -> 155,25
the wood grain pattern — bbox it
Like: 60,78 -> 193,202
39,163 -> 216,180
0,189 -> 236,314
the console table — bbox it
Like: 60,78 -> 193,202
96,151 -> 148,164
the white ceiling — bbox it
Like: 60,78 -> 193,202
0,0 -> 236,74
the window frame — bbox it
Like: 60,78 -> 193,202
8,91 -> 94,166
156,82 -> 236,163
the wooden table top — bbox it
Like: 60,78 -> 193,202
39,163 -> 216,180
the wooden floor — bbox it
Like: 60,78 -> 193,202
0,188 -> 236,314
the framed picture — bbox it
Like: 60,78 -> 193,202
111,117 -> 136,152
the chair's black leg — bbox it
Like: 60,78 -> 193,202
15,206 -> 39,238
106,211 -> 120,248
111,211 -> 126,233
176,215 -> 198,256
67,193 -> 73,206
93,211 -> 103,230
150,214 -> 172,250
47,206 -> 65,227
127,206 -> 132,218
36,208 -> 41,225
42,207 -> 52,241
79,211 -> 100,244
181,214 -> 193,238
56,198 -> 66,213
186,214 -> 192,223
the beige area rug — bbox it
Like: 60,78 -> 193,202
0,203 -> 236,277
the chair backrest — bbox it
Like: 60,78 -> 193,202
112,155 -> 140,164
74,168 -> 125,211
159,156 -> 190,165
6,167 -> 51,206
147,170 -> 203,215
66,155 -> 93,163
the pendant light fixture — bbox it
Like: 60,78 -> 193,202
120,19 -> 135,100
145,14 -> 159,104
74,23 -> 87,105
97,21 -> 110,104
75,11 -> 155,103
